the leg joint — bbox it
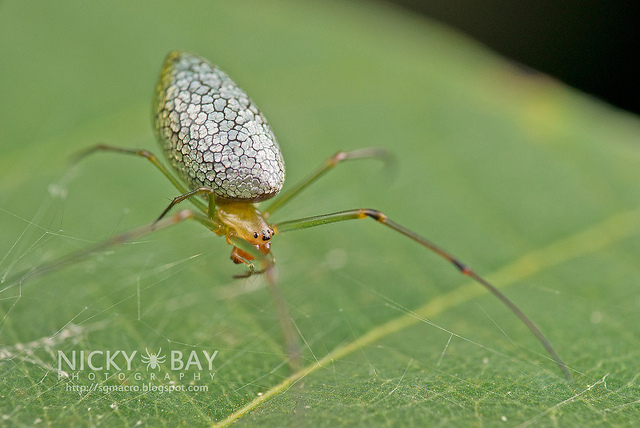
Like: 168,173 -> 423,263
327,151 -> 349,167
362,209 -> 388,222
452,259 -> 471,275
138,149 -> 156,160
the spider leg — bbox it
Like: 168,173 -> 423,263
155,187 -> 216,222
274,208 -> 572,381
228,236 -> 302,370
2,209 -> 216,291
262,148 -> 394,217
73,144 -> 207,213
3,206 -> 301,371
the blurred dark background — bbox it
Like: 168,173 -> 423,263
384,0 -> 639,115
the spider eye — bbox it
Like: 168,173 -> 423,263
253,232 -> 259,239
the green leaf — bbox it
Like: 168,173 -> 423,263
1,1 -> 640,426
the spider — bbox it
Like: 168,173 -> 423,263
12,51 -> 570,380
141,348 -> 166,371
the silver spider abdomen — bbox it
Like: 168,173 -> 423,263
154,51 -> 285,201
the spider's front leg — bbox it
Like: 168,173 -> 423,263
273,208 -> 572,380
3,209 -> 215,291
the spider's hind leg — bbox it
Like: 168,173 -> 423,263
262,147 -> 393,216
73,143 -> 207,213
